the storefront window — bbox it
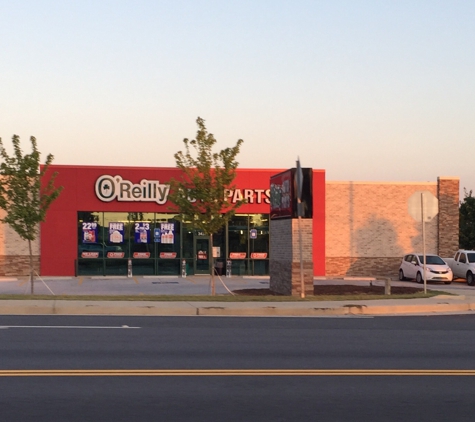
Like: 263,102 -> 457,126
228,214 -> 249,254
250,214 -> 269,255
212,226 -> 226,272
127,212 -> 154,259
76,211 -> 270,276
250,214 -> 270,275
77,212 -> 104,275
104,212 -> 128,256
155,214 -> 181,275
181,221 -> 194,260
228,214 -> 249,275
78,212 -> 103,256
155,214 -> 181,255
103,212 -> 129,275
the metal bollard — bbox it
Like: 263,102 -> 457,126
226,260 -> 232,278
181,260 -> 187,278
127,259 -> 132,278
385,278 -> 391,295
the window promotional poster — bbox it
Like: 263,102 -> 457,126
160,223 -> 175,244
82,222 -> 98,243
109,222 -> 124,244
134,222 -> 150,243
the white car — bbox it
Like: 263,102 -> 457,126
444,250 -> 475,286
398,254 -> 453,284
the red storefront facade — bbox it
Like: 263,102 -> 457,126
40,165 -> 325,277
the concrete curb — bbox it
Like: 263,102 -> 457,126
0,300 -> 198,316
1,299 -> 475,317
196,302 -> 475,316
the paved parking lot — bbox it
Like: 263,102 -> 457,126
0,275 -> 474,297
0,275 -> 271,296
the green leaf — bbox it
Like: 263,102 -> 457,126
0,135 -> 63,293
167,117 -> 244,236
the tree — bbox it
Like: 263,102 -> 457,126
0,135 -> 63,294
460,188 -> 475,250
167,117 -> 244,295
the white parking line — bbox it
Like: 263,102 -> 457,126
0,325 -> 140,329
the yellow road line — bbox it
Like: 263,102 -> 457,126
1,369 -> 475,377
133,277 -> 139,284
78,277 -> 83,286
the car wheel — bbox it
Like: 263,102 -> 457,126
398,269 -> 406,281
467,272 -> 475,286
416,272 -> 423,284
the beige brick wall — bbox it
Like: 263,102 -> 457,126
326,179 -> 459,277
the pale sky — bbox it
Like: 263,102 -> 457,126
1,0 -> 474,197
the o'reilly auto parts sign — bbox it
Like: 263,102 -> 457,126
95,175 -> 271,205
95,175 -> 170,205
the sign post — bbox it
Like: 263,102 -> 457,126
295,157 -> 305,299
408,191 -> 439,294
421,193 -> 427,293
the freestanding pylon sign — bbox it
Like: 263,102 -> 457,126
296,157 -> 305,298
269,162 -> 314,296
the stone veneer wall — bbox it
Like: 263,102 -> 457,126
325,178 -> 459,278
0,209 -> 40,276
269,218 -> 313,296
0,256 -> 40,277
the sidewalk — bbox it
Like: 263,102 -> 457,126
1,275 -> 475,316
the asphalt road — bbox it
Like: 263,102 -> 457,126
1,315 -> 475,422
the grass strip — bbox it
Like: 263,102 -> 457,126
0,291 -> 447,302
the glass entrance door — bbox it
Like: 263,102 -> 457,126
194,236 -> 210,274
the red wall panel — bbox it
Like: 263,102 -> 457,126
312,170 -> 326,275
40,165 -> 326,276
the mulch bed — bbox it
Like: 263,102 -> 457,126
233,285 -> 424,296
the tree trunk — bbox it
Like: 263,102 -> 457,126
28,238 -> 34,295
210,233 -> 215,296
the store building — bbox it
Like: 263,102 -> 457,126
37,165 -> 325,277
0,165 -> 459,279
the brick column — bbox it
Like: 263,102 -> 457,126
437,177 -> 459,257
269,218 -> 314,296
